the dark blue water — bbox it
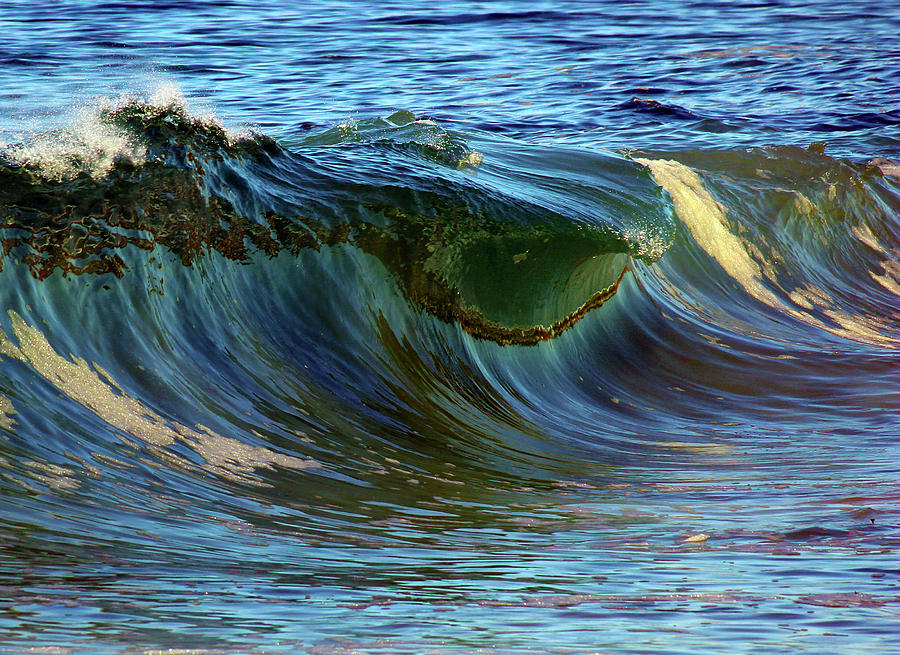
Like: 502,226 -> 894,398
1,2 -> 899,653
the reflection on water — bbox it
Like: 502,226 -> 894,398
1,310 -> 319,485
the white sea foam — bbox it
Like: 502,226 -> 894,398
5,105 -> 146,181
2,83 -> 253,180
144,81 -> 255,145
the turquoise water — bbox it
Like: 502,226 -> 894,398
0,2 -> 899,653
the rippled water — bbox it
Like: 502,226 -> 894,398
1,2 -> 899,653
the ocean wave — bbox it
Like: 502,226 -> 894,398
0,94 -> 898,496
0,93 -> 672,345
631,144 -> 900,349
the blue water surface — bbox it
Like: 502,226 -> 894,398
0,1 -> 898,654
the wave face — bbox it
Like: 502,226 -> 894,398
0,100 -> 669,345
1,92 -> 898,654
2,1 -> 900,652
